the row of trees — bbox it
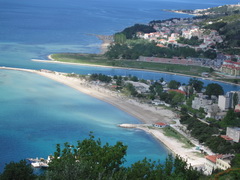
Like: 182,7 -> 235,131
180,110 -> 240,154
105,42 -> 217,60
89,73 -> 112,83
1,134 -> 203,180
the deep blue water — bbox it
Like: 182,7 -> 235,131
0,0 -> 239,172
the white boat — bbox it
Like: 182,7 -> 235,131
31,162 -> 49,168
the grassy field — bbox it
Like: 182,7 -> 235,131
162,126 -> 194,149
51,53 -> 210,77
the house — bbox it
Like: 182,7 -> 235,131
204,154 -> 234,175
216,154 -> 234,171
234,104 -> 240,112
221,60 -> 240,76
153,122 -> 168,128
220,135 -> 233,141
201,72 -> 209,77
218,95 -> 231,111
178,85 -> 189,93
192,94 -> 220,116
125,81 -> 150,94
226,127 -> 240,143
206,111 -> 226,120
152,99 -> 165,106
168,89 -> 186,95
205,154 -> 223,175
192,95 -> 213,110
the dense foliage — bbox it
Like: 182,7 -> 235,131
205,83 -> 224,97
168,80 -> 181,89
0,160 -> 35,180
0,134 -> 204,180
105,42 -> 206,60
180,112 -> 240,154
188,78 -> 204,93
89,73 -> 112,83
119,23 -> 156,39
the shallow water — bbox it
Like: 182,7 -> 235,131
0,0 -> 239,171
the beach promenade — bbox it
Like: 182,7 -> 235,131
0,66 -> 210,168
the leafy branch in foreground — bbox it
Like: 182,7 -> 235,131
46,134 -> 203,180
1,134 -> 204,180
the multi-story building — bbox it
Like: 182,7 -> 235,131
226,127 -> 240,143
221,60 -> 240,76
204,154 -> 234,175
218,91 -> 240,111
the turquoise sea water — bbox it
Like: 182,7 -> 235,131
0,0 -> 239,171
0,69 -> 168,169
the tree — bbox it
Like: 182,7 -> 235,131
47,133 -> 128,180
220,109 -> 237,127
130,76 -> 138,82
203,49 -> 217,59
205,83 -> 224,97
125,83 -> 138,97
188,78 -> 204,92
168,80 -> 181,89
169,91 -> 185,107
114,33 -> 127,44
233,92 -> 239,108
231,154 -> 240,168
0,160 -> 35,180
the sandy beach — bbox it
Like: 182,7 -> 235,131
0,66 -> 210,168
34,54 -> 240,88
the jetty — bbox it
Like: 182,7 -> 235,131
118,124 -> 151,128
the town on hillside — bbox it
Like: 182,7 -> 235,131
104,4 -> 240,80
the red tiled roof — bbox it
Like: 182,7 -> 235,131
221,135 -> 233,141
155,122 -> 167,126
168,89 -> 186,95
224,60 -> 240,65
205,155 -> 223,163
222,64 -> 240,70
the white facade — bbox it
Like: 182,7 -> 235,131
205,159 -> 216,175
218,91 -> 240,111
218,95 -> 229,111
226,127 -> 240,143
192,96 -> 213,110
204,154 -> 233,175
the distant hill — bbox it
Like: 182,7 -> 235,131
198,5 -> 240,54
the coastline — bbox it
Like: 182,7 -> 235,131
87,34 -> 114,54
37,55 -> 240,87
0,66 -> 210,168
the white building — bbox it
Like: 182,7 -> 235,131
218,91 -> 240,111
204,154 -> 234,175
192,95 -> 213,110
226,127 -> 240,143
218,95 -> 230,111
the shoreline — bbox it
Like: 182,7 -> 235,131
87,34 -> 114,54
37,55 -> 240,87
0,66 -> 210,168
